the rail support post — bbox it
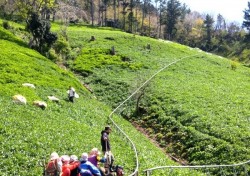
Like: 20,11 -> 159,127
145,170 -> 150,176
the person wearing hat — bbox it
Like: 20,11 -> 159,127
44,152 -> 62,176
61,155 -> 80,176
88,148 -> 106,176
100,126 -> 112,153
69,155 -> 80,176
88,148 -> 101,167
79,153 -> 101,176
100,126 -> 115,173
67,86 -> 75,103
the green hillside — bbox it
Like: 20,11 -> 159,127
63,25 -> 250,170
0,22 -> 205,176
0,20 -> 249,176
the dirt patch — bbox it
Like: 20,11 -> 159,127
131,122 -> 187,165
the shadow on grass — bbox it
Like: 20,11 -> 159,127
0,28 -> 28,48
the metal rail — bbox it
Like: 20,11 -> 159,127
107,51 -> 249,176
144,160 -> 250,176
108,116 -> 139,176
108,54 -> 201,176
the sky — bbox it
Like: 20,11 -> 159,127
179,0 -> 249,24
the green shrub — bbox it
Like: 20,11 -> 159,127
240,48 -> 250,63
230,60 -> 239,70
53,35 -> 70,59
47,48 -> 58,62
3,21 -> 10,29
156,133 -> 164,140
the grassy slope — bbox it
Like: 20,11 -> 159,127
0,22 -> 203,175
63,24 -> 250,168
150,55 -> 250,163
64,25 -> 194,107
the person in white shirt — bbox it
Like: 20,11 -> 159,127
67,86 -> 75,103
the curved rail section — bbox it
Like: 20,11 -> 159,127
143,160 -> 250,176
107,54 -> 201,176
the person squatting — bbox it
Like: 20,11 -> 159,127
44,126 -> 124,176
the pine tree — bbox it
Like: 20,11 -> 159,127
243,1 -> 250,41
163,0 -> 181,40
203,14 -> 214,51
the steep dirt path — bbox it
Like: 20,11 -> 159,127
131,122 -> 187,165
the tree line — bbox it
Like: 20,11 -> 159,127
0,0 -> 250,66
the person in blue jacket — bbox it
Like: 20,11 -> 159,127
78,153 -> 101,176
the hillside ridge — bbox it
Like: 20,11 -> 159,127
1,21 -> 250,175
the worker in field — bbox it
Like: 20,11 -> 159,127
67,86 -> 75,103
100,126 -> 115,173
